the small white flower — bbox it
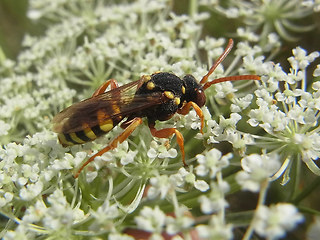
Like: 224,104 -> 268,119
248,95 -> 287,132
100,141 -> 138,165
253,203 -> 304,240
165,205 -> 194,235
235,41 -> 262,57
183,109 -> 202,131
73,151 -> 87,167
196,215 -> 233,240
241,55 -> 266,75
289,105 -> 317,124
261,62 -> 288,90
236,153 -> 281,192
19,181 -> 43,201
198,37 -> 225,58
147,175 -> 173,199
220,113 -> 242,129
196,149 -> 232,178
230,94 -> 253,112
0,120 -> 11,136
42,189 -> 84,230
225,7 -> 239,18
0,192 -> 14,208
3,225 -> 32,240
293,133 -> 320,163
21,163 -> 40,182
199,181 -> 229,214
135,206 -> 166,233
237,27 -> 259,42
51,153 -> 74,171
85,171 -> 98,183
17,177 -> 28,186
288,47 -> 320,70
22,199 -> 47,223
263,33 -> 281,52
194,180 -> 210,192
313,64 -> 320,77
226,132 -> 254,151
206,113 -> 242,144
214,82 -> 237,99
147,140 -> 177,159
90,200 -> 120,229
170,167 -> 209,192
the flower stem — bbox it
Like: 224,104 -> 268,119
189,0 -> 198,17
242,179 -> 269,240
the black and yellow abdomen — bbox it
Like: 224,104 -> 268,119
58,118 -> 116,146
54,104 -> 123,146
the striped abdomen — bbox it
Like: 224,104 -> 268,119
58,118 -> 119,146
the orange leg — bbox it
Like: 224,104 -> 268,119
177,102 -> 204,134
74,117 -> 143,178
92,79 -> 119,97
149,123 -> 187,166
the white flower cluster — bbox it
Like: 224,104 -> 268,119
200,0 -> 316,42
253,203 -> 304,240
244,46 -> 320,183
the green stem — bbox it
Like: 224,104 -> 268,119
216,171 -> 226,221
290,154 -> 301,200
189,0 -> 198,17
292,176 -> 320,204
0,46 -> 6,62
242,179 -> 269,240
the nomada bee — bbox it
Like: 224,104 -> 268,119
52,39 -> 261,178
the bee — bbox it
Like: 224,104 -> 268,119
52,39 -> 260,178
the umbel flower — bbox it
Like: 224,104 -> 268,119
245,46 -> 320,184
200,0 -> 315,42
1,0 -> 320,239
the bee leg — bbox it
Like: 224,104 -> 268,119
92,79 -> 119,97
177,102 -> 204,134
148,123 -> 187,166
74,117 -> 143,178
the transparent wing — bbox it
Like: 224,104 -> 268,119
52,80 -> 163,133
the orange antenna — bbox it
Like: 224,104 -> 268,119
203,75 -> 261,90
200,39 -> 234,85
200,38 -> 261,90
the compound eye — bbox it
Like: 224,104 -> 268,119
195,89 -> 206,107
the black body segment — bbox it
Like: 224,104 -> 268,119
129,72 -> 186,122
